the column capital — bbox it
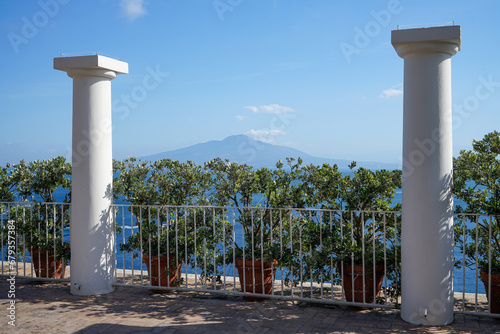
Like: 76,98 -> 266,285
65,69 -> 118,80
54,54 -> 129,77
392,25 -> 461,58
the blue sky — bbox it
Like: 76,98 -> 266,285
1,0 -> 499,166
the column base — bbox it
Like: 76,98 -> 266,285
70,281 -> 116,296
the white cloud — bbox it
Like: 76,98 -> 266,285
245,104 -> 295,114
244,106 -> 258,113
380,84 -> 403,99
121,0 -> 147,22
236,115 -> 247,121
246,129 -> 285,143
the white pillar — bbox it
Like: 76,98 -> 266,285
54,55 -> 128,296
392,26 -> 460,325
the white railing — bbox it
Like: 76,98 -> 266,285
454,213 -> 500,318
112,204 -> 401,309
0,202 -> 70,281
3,202 -> 499,317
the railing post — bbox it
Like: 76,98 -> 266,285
392,26 -> 461,325
54,55 -> 128,295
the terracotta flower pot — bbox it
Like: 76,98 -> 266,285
142,254 -> 183,288
480,270 -> 500,314
235,258 -> 277,297
31,249 -> 65,279
338,263 -> 385,304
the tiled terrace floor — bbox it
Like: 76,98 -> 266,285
1,278 -> 499,334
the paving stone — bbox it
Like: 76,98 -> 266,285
2,278 -> 499,334
321,316 -> 339,325
376,320 -> 393,329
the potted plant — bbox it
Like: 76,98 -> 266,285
22,216 -> 70,279
231,208 -> 281,297
299,162 -> 402,304
454,131 -> 500,313
205,158 -> 303,297
118,209 -> 188,287
335,163 -> 401,304
114,158 -> 216,287
3,157 -> 71,279
279,162 -> 344,289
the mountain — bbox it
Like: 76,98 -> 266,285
140,135 -> 400,170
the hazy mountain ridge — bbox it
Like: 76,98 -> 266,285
141,135 -> 401,170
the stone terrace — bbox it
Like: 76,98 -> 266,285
1,278 -> 499,334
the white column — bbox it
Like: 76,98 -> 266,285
392,26 -> 460,325
54,55 -> 128,296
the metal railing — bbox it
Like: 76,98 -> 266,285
0,202 -> 70,281
2,201 -> 499,317
112,204 -> 401,309
454,213 -> 500,318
